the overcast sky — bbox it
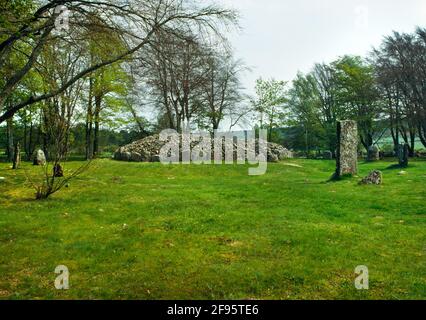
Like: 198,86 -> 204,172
217,0 -> 426,94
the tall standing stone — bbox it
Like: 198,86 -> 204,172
397,144 -> 409,167
335,120 -> 358,177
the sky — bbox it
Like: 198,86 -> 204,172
216,0 -> 426,95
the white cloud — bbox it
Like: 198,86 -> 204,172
216,0 -> 426,94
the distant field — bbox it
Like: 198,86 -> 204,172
0,159 -> 425,299
378,137 -> 425,150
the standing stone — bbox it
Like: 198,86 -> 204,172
396,144 -> 409,167
12,143 -> 21,169
335,120 -> 358,177
33,149 -> 46,165
53,163 -> 64,177
367,145 -> 380,161
323,150 -> 333,160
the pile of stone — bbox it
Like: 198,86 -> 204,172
114,135 -> 164,162
359,170 -> 383,185
113,134 -> 293,163
267,142 -> 293,162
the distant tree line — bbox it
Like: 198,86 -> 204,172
281,28 -> 426,156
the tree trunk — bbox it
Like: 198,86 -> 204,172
390,125 -> 399,147
93,94 -> 102,158
212,120 -> 219,131
305,127 -> 309,157
419,121 -> 426,149
409,129 -> 416,157
268,123 -> 273,142
360,135 -> 369,154
23,115 -> 27,160
128,104 -> 145,134
6,116 -> 14,162
27,121 -> 34,161
12,142 -> 20,169
85,78 -> 94,160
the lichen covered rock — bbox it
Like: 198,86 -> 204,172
336,120 -> 358,177
359,170 -> 382,185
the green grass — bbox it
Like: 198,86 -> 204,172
0,159 -> 425,300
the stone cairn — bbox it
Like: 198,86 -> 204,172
359,170 -> 383,185
114,134 -> 293,163
335,120 -> 358,178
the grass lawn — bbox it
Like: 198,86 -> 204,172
0,158 -> 425,300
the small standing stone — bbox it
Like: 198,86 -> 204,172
367,145 -> 380,161
335,120 -> 358,178
359,170 -> 383,185
323,150 -> 333,160
53,164 -> 64,177
396,144 -> 409,167
33,149 -> 46,166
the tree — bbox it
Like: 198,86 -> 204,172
287,73 -> 324,155
333,55 -> 382,153
287,63 -> 343,154
371,28 -> 426,153
142,31 -> 211,132
287,57 -> 383,155
137,26 -> 247,133
252,78 -> 287,142
0,0 -> 237,124
199,50 -> 247,131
